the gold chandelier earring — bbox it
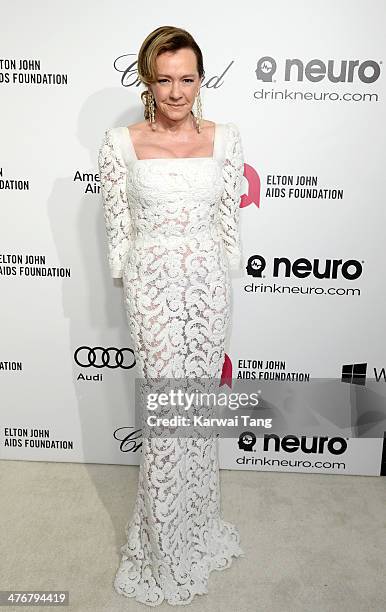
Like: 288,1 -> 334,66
192,90 -> 203,133
142,89 -> 156,131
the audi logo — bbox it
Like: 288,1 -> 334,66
74,346 -> 136,369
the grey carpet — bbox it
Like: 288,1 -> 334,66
1,460 -> 385,611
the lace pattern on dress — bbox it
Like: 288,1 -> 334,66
218,123 -> 244,271
98,122 -> 245,606
98,129 -> 133,278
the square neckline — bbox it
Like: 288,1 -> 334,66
124,122 -> 218,162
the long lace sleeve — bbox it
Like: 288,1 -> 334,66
98,128 -> 133,279
219,122 -> 244,272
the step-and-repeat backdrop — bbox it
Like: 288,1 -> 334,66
1,0 -> 386,476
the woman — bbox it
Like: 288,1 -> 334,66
98,25 -> 245,606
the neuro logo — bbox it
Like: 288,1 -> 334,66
263,434 -> 348,455
255,55 -> 381,84
246,255 -> 266,277
255,56 -> 277,82
341,362 -> 367,386
74,346 -> 136,369
245,255 -> 363,280
238,431 -> 257,451
237,433 -> 349,456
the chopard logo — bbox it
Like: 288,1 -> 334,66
114,427 -> 142,452
74,346 -> 136,369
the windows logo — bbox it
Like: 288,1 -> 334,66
341,362 -> 367,386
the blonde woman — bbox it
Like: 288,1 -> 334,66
98,25 -> 245,606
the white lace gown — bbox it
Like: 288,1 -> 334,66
98,121 -> 245,606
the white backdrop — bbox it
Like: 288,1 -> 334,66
1,0 -> 385,476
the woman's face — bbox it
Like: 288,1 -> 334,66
150,47 -> 201,122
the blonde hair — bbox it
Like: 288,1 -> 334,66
137,26 -> 205,119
